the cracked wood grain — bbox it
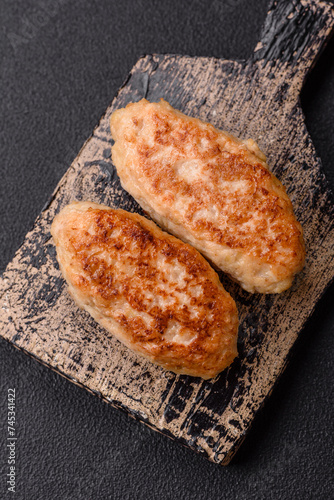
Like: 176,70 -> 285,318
1,0 -> 334,464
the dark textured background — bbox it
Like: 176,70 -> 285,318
0,1 -> 334,498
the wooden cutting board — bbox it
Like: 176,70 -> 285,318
1,0 -> 333,465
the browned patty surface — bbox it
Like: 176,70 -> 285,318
110,99 -> 305,293
51,201 -> 239,379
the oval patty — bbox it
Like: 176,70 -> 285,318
110,99 -> 305,294
51,201 -> 238,379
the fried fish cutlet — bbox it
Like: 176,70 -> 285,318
110,99 -> 305,294
51,201 -> 238,379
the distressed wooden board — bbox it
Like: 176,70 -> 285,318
1,0 -> 334,465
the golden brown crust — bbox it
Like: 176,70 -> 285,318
110,99 -> 305,293
51,202 -> 238,379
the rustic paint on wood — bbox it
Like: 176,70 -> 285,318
0,0 -> 333,465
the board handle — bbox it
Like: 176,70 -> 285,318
252,0 -> 334,91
